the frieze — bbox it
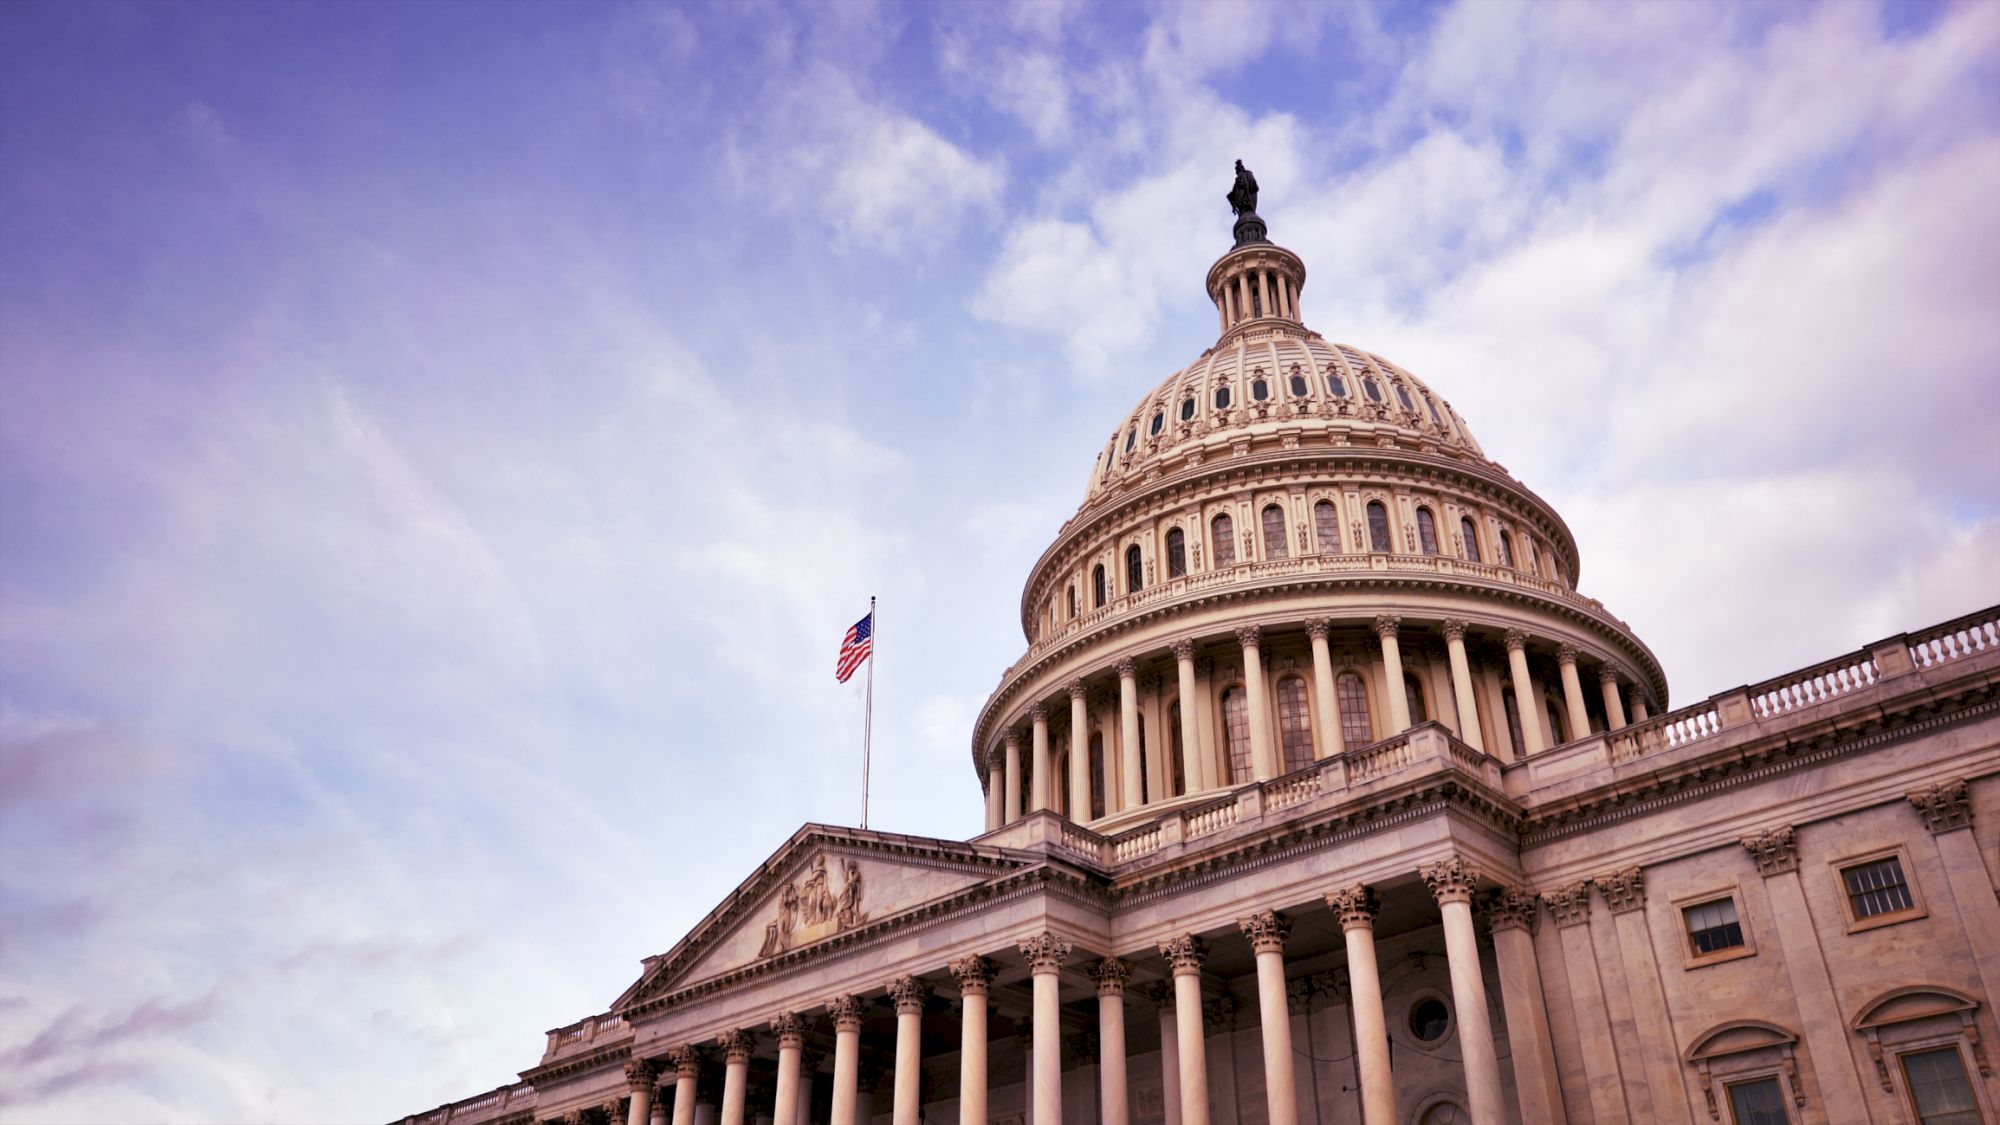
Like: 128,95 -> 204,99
758,854 -> 869,958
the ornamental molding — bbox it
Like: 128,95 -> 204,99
827,994 -> 864,1031
1597,867 -> 1646,913
1091,958 -> 1132,995
1742,827 -> 1799,876
1161,934 -> 1208,975
886,975 -> 930,1014
1237,909 -> 1293,954
1326,885 -> 1378,928
1542,881 -> 1593,927
769,1011 -> 804,1047
1372,614 -> 1401,640
668,1044 -> 703,1078
1019,931 -> 1074,974
1482,886 -> 1539,932
1419,854 -> 1479,905
624,1059 -> 658,1089
1908,778 -> 1972,834
757,853 -> 868,958
716,1028 -> 753,1062
948,956 -> 995,995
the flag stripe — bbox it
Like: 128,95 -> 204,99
835,611 -> 873,683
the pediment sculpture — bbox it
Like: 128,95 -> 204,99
758,854 -> 867,957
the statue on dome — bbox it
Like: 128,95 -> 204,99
1226,160 -> 1260,216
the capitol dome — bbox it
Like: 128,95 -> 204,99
973,177 -> 1667,830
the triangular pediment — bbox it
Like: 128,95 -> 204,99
614,825 -> 1031,1009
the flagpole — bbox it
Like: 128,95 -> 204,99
861,595 -> 875,830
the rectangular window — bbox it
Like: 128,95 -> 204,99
1843,856 -> 1914,919
1901,1046 -> 1980,1125
1726,1077 -> 1790,1125
1684,898 -> 1745,956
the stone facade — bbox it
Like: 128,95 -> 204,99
397,191 -> 2000,1125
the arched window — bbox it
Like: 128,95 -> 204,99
1211,513 -> 1236,566
1498,530 -> 1515,569
1337,672 -> 1373,749
1326,371 -> 1348,397
1277,677 -> 1314,772
1214,385 -> 1232,410
1251,377 -> 1270,402
1460,517 -> 1482,563
1166,528 -> 1187,578
1366,501 -> 1392,552
1363,376 -> 1384,403
1405,674 -> 1428,722
1092,564 -> 1107,608
1180,396 -> 1196,421
1289,373 -> 1308,397
1314,499 -> 1341,553
1066,584 -> 1077,618
1222,687 -> 1252,783
1167,701 -> 1186,796
1088,732 -> 1106,819
1261,504 -> 1288,560
1149,410 -> 1165,436
1416,507 -> 1439,555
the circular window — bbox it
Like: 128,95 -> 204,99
1214,386 -> 1232,410
1149,410 -> 1165,436
1180,397 -> 1196,421
1327,373 -> 1347,397
1251,378 -> 1269,402
1410,997 -> 1450,1041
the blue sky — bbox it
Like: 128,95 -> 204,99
2,1 -> 1997,1120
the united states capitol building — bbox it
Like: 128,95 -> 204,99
399,174 -> 2000,1125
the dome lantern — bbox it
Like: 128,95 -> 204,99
1211,161 -> 1305,336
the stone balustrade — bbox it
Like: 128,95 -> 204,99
1749,649 -> 1880,717
396,1083 -> 536,1125
543,1012 -> 631,1062
1907,605 -> 1999,668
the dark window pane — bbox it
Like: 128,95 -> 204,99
1337,672 -> 1372,749
1252,378 -> 1269,402
1262,505 -> 1288,560
1364,377 -> 1384,402
1460,517 -> 1482,562
1180,397 -> 1196,421
1126,545 -> 1143,592
1088,733 -> 1106,820
1726,1077 -> 1789,1125
1843,857 -> 1914,918
1416,508 -> 1439,555
1499,531 -> 1515,568
1289,374 -> 1308,397
1092,565 -> 1106,608
1327,373 -> 1348,397
1166,529 -> 1187,578
1223,688 -> 1251,783
1405,674 -> 1427,722
1902,1047 -> 1979,1125
1215,386 -> 1232,410
1409,998 -> 1449,1042
1149,410 -> 1164,435
1212,514 -> 1236,567
1167,702 -> 1186,797
1367,501 -> 1392,552
1277,678 -> 1313,772
1314,500 -> 1341,554
1683,898 -> 1745,955
1396,384 -> 1416,412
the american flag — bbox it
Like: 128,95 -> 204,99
835,611 -> 874,683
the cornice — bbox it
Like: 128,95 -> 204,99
520,1038 -> 631,1087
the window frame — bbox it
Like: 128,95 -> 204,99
1125,543 -> 1144,593
1415,506 -> 1439,555
1335,669 -> 1374,750
1673,886 -> 1758,969
1722,1074 -> 1792,1125
1365,500 -> 1392,552
1459,515 -> 1482,563
1313,498 -> 1341,554
1165,527 -> 1187,578
1275,675 -> 1314,773
1261,503 -> 1288,560
1894,1038 -> 1987,1125
1220,683 -> 1252,784
1830,845 -> 1927,933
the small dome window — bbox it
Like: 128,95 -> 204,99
1149,410 -> 1165,436
1326,372 -> 1348,397
1410,998 -> 1449,1042
1425,396 -> 1444,426
1179,397 -> 1196,421
1251,378 -> 1269,402
1395,384 -> 1416,412
1363,377 -> 1384,403
1288,374 -> 1308,397
1124,427 -> 1137,453
1215,385 -> 1233,410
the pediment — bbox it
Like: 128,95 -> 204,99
614,826 -> 1029,1009
1854,986 -> 1978,1031
1686,1020 -> 1797,1062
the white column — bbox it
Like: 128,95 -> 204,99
1485,890 -> 1566,1123
1598,869 -> 1693,1120
1237,625 -> 1277,779
1003,735 -> 1022,823
1328,887 -> 1395,1125
1441,619 -> 1484,751
1173,640 -> 1204,792
1373,616 -> 1412,733
1630,691 -> 1650,722
1600,667 -> 1628,730
1160,936 -> 1210,1125
1144,983 -> 1182,1125
1020,933 -> 1072,1125
1237,274 -> 1251,324
1504,630 -> 1545,754
772,1015 -> 804,1125
1118,659 -> 1143,809
670,1048 -> 701,1125
1093,960 -> 1131,1125
719,1030 -> 752,1125
1306,620 -> 1342,757
1421,857 -> 1505,1125
1257,270 -> 1272,319
950,957 -> 994,1125
627,1061 -> 660,1125
985,756 -> 1002,832
1240,911 -> 1298,1125
1068,681 -> 1090,819
829,996 -> 862,1125
1557,644 -> 1591,743
1031,706 -> 1051,813
1543,883 -> 1631,1122
888,976 -> 928,1125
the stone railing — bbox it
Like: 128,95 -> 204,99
399,1084 -> 535,1125
1182,795 -> 1239,838
1908,606 -> 1999,669
1014,551 -> 1601,670
1528,604 -> 2000,786
542,1012 -> 629,1062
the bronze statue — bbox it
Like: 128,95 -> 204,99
1226,159 -> 1259,216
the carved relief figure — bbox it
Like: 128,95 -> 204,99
759,854 -> 868,958
836,860 -> 865,929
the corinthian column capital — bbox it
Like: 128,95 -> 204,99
948,955 -> 995,995
1306,618 -> 1333,642
1237,909 -> 1292,954
1160,934 -> 1208,976
716,1027 -> 754,1063
770,1011 -> 805,1047
1441,618 -> 1469,643
1556,643 -> 1580,665
886,975 -> 930,1014
667,1044 -> 704,1079
1503,628 -> 1529,653
1068,678 -> 1087,700
1114,657 -> 1137,679
1597,867 -> 1646,913
1372,614 -> 1401,639
827,993 -> 865,1031
1541,881 -> 1592,927
1029,703 -> 1047,724
1909,778 -> 1972,834
1420,855 -> 1480,905
625,1059 -> 659,1089
1234,624 -> 1263,648
1481,886 -> 1539,933
1091,958 -> 1132,995
1018,932 -> 1072,975
1171,638 -> 1198,662
1741,826 -> 1799,876
1326,884 -> 1379,929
